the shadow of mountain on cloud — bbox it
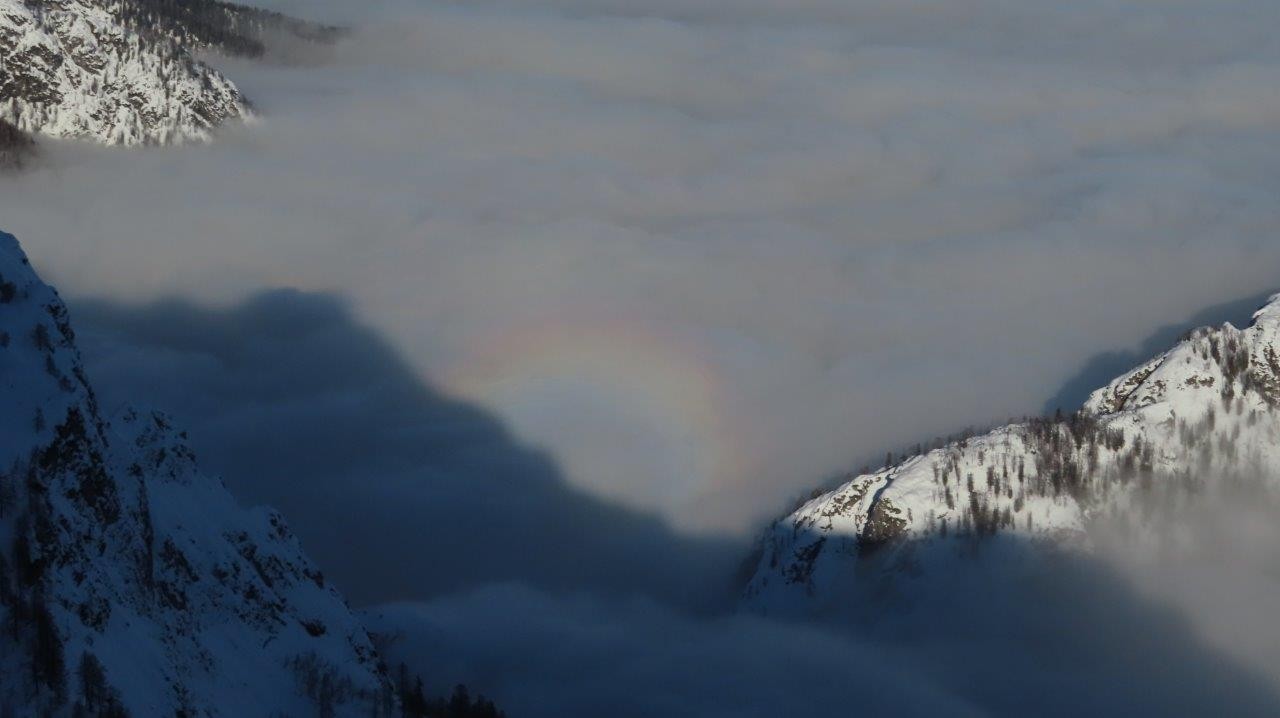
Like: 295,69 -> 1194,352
67,289 -> 1280,717
69,289 -> 741,610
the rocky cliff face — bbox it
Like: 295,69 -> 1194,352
0,230 -> 392,716
743,294 -> 1280,615
0,0 -> 251,146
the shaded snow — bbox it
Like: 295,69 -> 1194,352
0,230 -> 390,715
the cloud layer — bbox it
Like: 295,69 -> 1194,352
7,0 -> 1280,533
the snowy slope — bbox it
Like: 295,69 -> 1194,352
743,296 -> 1280,615
0,229 -> 393,715
0,0 -> 249,146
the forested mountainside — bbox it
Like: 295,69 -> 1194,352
744,292 -> 1280,615
1,0 -> 247,146
0,0 -> 338,152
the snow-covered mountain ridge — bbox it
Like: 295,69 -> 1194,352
0,0 -> 339,151
0,229 -> 392,715
743,293 -> 1280,615
0,0 -> 250,147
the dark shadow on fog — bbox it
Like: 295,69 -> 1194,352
1044,290 -> 1277,414
65,291 -> 1280,716
69,290 -> 742,610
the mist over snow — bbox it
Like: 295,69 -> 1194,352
361,545 -> 1280,718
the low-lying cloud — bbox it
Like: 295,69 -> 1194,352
363,535 -> 1280,718
365,585 -> 987,718
355,474 -> 1280,718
